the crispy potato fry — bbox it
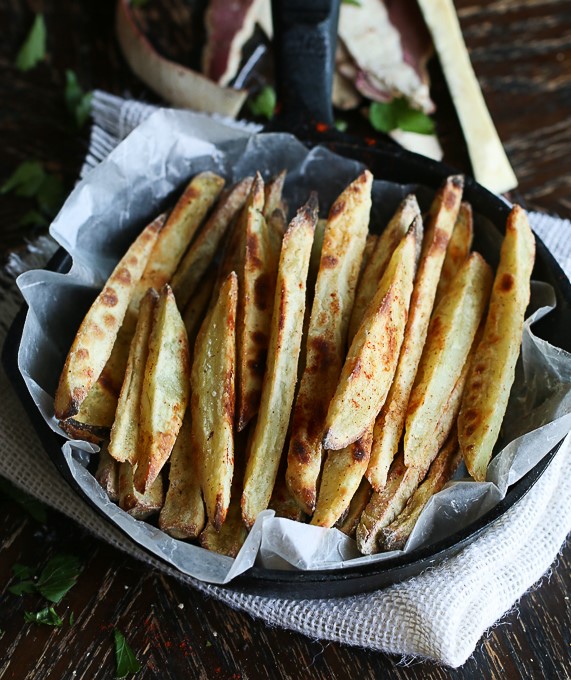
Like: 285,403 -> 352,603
434,201 -> 473,305
54,217 -> 163,421
134,172 -> 224,301
379,430 -> 462,551
348,194 -> 420,342
119,462 -> 164,519
323,219 -> 420,451
267,208 -> 287,265
236,173 -> 278,431
134,285 -> 190,493
307,217 -> 327,294
269,471 -> 307,522
191,272 -> 237,530
171,177 -> 253,309
404,252 -> 492,468
159,411 -> 205,539
200,489 -> 248,558
242,196 -> 318,528
357,350 -> 472,554
60,379 -> 118,444
459,205 -> 535,480
287,171 -> 372,514
182,268 -> 217,354
336,477 -> 373,538
311,425 -> 373,528
264,170 -> 287,218
95,445 -> 119,502
108,289 -> 158,463
367,177 -> 464,489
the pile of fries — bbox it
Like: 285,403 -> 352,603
54,167 -> 535,558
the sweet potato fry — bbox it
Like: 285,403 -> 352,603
242,195 -> 318,528
108,288 -> 158,463
159,410 -> 205,539
379,430 -> 462,551
459,205 -> 535,480
171,177 -> 253,309
348,194 -> 420,342
135,172 -> 224,301
119,462 -> 164,520
54,215 -> 163,421
367,177 -> 464,489
236,173 -> 278,431
404,252 -> 492,468
286,171 -> 372,514
323,219 -> 420,451
311,425 -> 373,528
191,272 -> 237,530
434,201 -> 473,305
134,285 -> 190,493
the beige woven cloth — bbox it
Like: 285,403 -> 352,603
1,91 -> 570,668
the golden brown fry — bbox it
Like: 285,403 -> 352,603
357,353 -> 471,554
242,196 -> 318,528
286,171 -> 372,514
159,410 -> 205,539
54,217 -> 163,421
269,472 -> 306,522
95,445 -> 119,502
267,208 -> 287,265
108,288 -> 158,464
182,268 -> 217,354
459,205 -> 535,480
200,490 -> 248,558
367,177 -> 464,490
404,252 -> 492,468
264,170 -> 287,218
134,172 -> 224,302
311,425 -> 373,528
434,201 -> 473,305
119,461 -> 164,519
60,379 -> 118,444
336,477 -> 373,538
323,220 -> 420,451
348,194 -> 420,342
171,177 -> 253,309
134,285 -> 190,493
379,430 -> 462,551
191,272 -> 237,530
236,173 -> 278,431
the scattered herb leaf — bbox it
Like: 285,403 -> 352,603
0,161 -> 46,197
247,85 -> 276,120
205,640 -> 212,648
15,14 -> 47,72
65,70 -> 93,128
0,478 -> 48,523
369,98 -> 435,135
334,119 -> 348,133
342,0 -> 362,5
24,607 -> 63,627
114,629 -> 142,678
36,174 -> 65,215
8,580 -> 36,596
12,564 -> 35,580
18,209 -> 49,228
69,612 -> 75,626
36,555 -> 82,604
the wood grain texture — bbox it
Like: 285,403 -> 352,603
1,0 -> 571,677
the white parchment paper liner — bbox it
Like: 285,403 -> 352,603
16,109 -> 571,584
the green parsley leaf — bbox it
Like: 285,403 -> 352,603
8,580 -> 36,596
36,555 -> 82,604
12,564 -> 35,580
1,161 -> 45,197
114,629 -> 142,678
247,85 -> 276,120
18,209 -> 49,228
65,70 -> 93,128
369,98 -> 435,136
334,119 -> 348,133
342,0 -> 362,5
0,478 -> 48,523
15,14 -> 47,72
24,607 -> 63,627
36,174 -> 65,216
69,612 -> 75,626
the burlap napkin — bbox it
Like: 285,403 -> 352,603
1,91 -> 570,668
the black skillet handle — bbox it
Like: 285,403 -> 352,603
270,0 -> 339,131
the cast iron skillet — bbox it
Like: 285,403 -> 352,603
3,0 -> 571,598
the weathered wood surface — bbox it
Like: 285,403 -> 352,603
1,0 -> 571,677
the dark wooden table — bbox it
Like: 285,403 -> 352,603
1,1 -> 570,678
